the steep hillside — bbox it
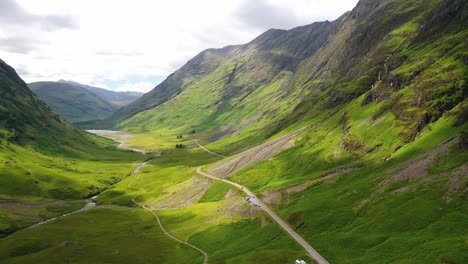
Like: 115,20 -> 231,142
92,0 -> 467,262
29,81 -> 119,124
108,0 -> 467,155
103,45 -> 242,126
59,80 -> 144,106
0,61 -> 84,147
0,59 -> 144,237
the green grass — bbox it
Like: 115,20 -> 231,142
0,137 -> 145,236
1,1 -> 467,263
188,218 -> 312,264
96,135 -> 313,263
0,196 -> 85,238
97,146 -> 220,207
0,208 -> 203,263
224,107 -> 467,263
0,138 -> 145,200
199,181 -> 232,203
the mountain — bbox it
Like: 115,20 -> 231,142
95,0 -> 467,262
0,59 -> 144,237
29,81 -> 119,124
108,0 -> 467,151
0,61 -> 82,147
103,45 -> 242,126
0,0 -> 466,262
59,80 -> 144,106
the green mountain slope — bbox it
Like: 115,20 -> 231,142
59,80 -> 144,106
0,59 -> 145,237
0,61 -> 84,147
103,45 -> 242,126
29,81 -> 119,124
108,0 -> 466,154
0,0 -> 466,263
93,0 -> 467,262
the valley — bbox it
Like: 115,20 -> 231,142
0,0 -> 467,263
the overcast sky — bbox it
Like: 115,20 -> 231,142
0,0 -> 359,92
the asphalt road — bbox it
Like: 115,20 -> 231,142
108,130 -> 327,263
196,167 -> 329,264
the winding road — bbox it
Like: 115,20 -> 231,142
196,167 -> 329,264
195,147 -> 329,264
91,129 -> 328,263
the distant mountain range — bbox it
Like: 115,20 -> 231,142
0,60 -> 95,148
0,0 -> 466,262
58,80 -> 143,106
0,58 -> 144,240
28,81 -> 144,126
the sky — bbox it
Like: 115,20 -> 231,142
0,0 -> 359,93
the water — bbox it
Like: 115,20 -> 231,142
86,130 -> 122,135
87,130 -> 150,154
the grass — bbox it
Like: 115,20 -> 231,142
0,208 -> 203,263
223,104 -> 467,263
0,127 -> 146,236
0,137 -> 145,200
95,134 -> 313,263
199,181 -> 232,203
188,218 -> 312,264
0,195 -> 85,238
1,1 -> 467,263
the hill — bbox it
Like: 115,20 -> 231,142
0,59 -> 145,237
0,0 -> 466,263
93,0 -> 468,262
0,61 -> 82,147
59,80 -> 144,106
107,0 -> 467,152
29,81 -> 119,124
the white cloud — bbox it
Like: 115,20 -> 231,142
0,0 -> 359,92
113,81 -> 157,93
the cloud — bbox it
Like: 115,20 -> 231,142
0,0 -> 359,92
0,0 -> 77,31
235,0 -> 302,30
14,64 -> 30,76
0,0 -> 77,54
95,50 -> 145,58
0,37 -> 45,54
113,81 -> 156,93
